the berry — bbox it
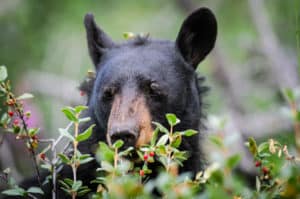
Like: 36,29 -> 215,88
13,119 -> 19,126
255,161 -> 261,167
139,170 -> 145,177
262,166 -> 269,174
143,154 -> 148,161
31,135 -> 38,141
80,91 -> 85,96
149,151 -> 155,157
8,111 -> 14,117
39,153 -> 46,160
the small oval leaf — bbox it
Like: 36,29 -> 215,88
62,108 -> 77,122
156,134 -> 169,146
58,153 -> 71,164
181,129 -> 197,137
166,113 -> 180,127
74,105 -> 88,114
27,187 -> 44,195
152,122 -> 169,134
112,139 -> 124,149
0,66 -> 8,82
17,93 -> 34,100
76,124 -> 95,142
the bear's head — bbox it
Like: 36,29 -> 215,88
83,8 -> 217,149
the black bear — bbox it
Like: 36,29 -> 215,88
3,7 -> 217,199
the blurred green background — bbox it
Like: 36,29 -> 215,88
0,0 -> 299,183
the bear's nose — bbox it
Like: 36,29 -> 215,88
110,129 -> 138,148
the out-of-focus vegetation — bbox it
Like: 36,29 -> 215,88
0,0 -> 300,197
0,65 -> 299,198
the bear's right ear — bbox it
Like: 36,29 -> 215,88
84,13 -> 115,68
176,8 -> 217,69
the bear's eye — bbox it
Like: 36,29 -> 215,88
148,82 -> 165,97
102,87 -> 116,101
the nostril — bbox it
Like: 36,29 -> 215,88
110,130 -> 137,147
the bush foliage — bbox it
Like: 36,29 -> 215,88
0,65 -> 299,198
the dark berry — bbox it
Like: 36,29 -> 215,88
8,111 -> 14,117
262,166 -> 269,174
255,161 -> 261,167
139,170 -> 145,177
40,153 -> 46,160
13,119 -> 19,126
143,154 -> 148,161
149,151 -> 155,157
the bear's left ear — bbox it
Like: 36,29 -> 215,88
176,8 -> 217,69
84,13 -> 115,68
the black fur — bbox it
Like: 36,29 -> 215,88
2,7 -> 217,199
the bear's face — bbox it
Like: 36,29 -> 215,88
84,8 -> 217,148
91,41 -> 190,148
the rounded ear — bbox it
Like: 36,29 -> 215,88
176,7 -> 217,69
84,13 -> 115,68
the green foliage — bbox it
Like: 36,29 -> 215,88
1,66 -> 300,198
0,66 -> 7,82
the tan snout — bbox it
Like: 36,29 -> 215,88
106,94 -> 153,148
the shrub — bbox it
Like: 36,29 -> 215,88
0,66 -> 299,199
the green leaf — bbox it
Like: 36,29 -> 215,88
151,128 -> 159,146
72,180 -> 82,191
101,161 -> 114,172
79,154 -> 92,159
226,154 -> 241,169
79,154 -> 94,164
118,146 -> 134,157
112,139 -> 124,149
59,128 -> 75,141
246,137 -> 258,156
97,142 -> 114,163
123,32 -> 135,39
27,187 -> 44,195
0,66 -> 8,82
180,129 -> 197,137
62,107 -> 77,122
257,142 -> 269,153
158,156 -> 168,168
79,117 -> 91,123
59,181 -> 72,194
79,157 -> 94,165
58,153 -> 71,164
166,113 -> 180,127
209,135 -> 224,148
173,151 -> 188,165
2,188 -> 26,196
60,178 -> 73,188
77,186 -> 91,196
74,105 -> 88,114
282,88 -> 295,102
16,93 -> 34,100
76,124 -> 95,142
152,122 -> 169,134
171,134 -> 182,148
156,134 -> 169,146
29,128 -> 40,136
40,163 -> 52,171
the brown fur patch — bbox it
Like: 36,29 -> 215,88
106,94 -> 153,147
135,96 -> 153,147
